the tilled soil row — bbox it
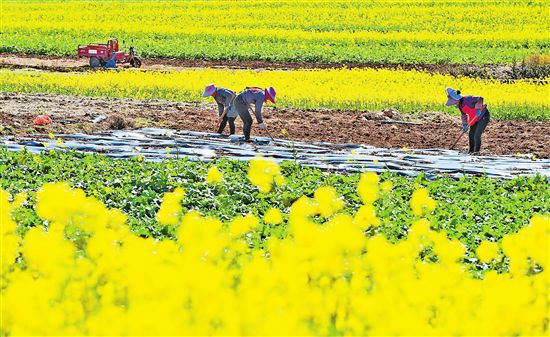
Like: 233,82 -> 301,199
1,93 -> 548,158
0,53 -> 530,80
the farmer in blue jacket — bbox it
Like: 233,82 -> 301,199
446,88 -> 490,154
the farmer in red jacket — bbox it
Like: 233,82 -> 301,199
446,88 -> 490,154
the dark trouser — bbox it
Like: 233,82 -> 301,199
468,111 -> 490,153
235,99 -> 253,141
217,115 -> 236,134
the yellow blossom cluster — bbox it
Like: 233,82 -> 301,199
502,214 -> 549,276
1,190 -> 19,275
205,166 -> 223,185
353,172 -> 382,229
476,240 -> 500,263
156,187 -> 185,226
314,186 -> 344,218
247,157 -> 285,193
1,175 -> 548,336
410,187 -> 437,216
357,172 -> 380,204
264,208 -> 283,225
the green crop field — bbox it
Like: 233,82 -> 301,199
2,149 -> 548,255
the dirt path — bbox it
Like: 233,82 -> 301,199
1,93 -> 548,158
0,53 -> 523,80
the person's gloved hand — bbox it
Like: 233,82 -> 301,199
475,109 -> 482,118
259,123 -> 266,129
462,123 -> 468,132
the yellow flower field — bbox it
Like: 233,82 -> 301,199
1,166 -> 548,336
2,0 -> 548,63
1,68 -> 548,120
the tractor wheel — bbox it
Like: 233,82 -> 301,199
130,57 -> 142,68
89,56 -> 100,68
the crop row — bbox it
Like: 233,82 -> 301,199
1,68 -> 548,121
1,149 -> 548,335
1,0 -> 549,64
1,149 -> 548,255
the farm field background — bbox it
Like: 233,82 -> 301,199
1,0 -> 549,64
3,92 -> 549,158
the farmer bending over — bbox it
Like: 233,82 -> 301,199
203,84 -> 236,135
446,88 -> 490,154
234,87 -> 276,142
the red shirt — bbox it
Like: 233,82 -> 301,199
459,96 -> 487,126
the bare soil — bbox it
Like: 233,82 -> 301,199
1,93 -> 548,158
0,53 -> 521,80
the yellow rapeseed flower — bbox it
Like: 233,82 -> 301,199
380,180 -> 393,193
353,204 -> 380,229
205,166 -> 223,184
229,214 -> 259,237
357,172 -> 380,204
247,157 -> 284,193
264,208 -> 283,225
156,187 -> 185,225
410,188 -> 437,216
314,186 -> 344,218
476,241 -> 499,263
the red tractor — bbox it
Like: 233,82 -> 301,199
77,38 -> 142,68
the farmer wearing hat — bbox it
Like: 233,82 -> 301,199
202,84 -> 237,135
233,86 -> 276,142
446,88 -> 490,154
